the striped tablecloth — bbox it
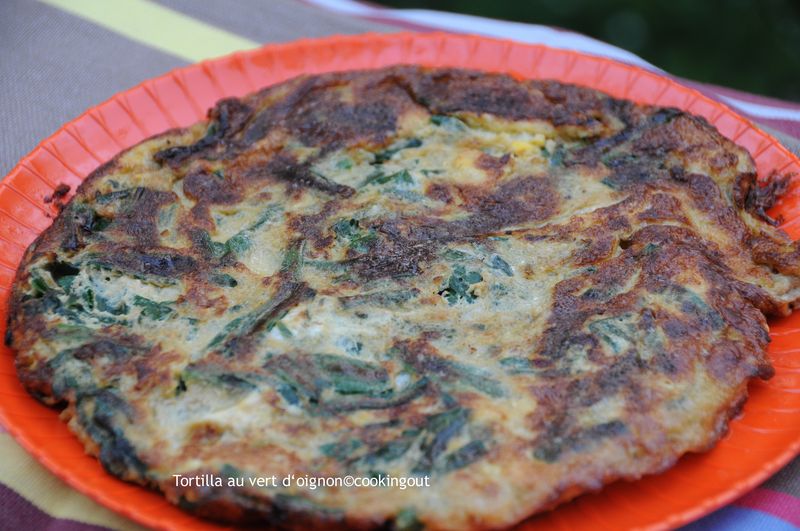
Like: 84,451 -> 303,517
1,1 -> 799,529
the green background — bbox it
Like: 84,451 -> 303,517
376,0 -> 800,102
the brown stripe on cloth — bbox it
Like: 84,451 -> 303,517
0,483 -> 111,531
154,0 -> 394,43
0,433 -> 148,531
763,455 -> 800,498
0,0 -> 185,177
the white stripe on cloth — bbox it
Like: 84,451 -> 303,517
302,0 -> 800,125
716,95 -> 800,121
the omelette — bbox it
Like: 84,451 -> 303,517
7,66 -> 800,530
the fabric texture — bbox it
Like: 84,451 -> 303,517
0,1 -> 798,530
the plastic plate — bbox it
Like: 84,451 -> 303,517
1,32 -> 799,531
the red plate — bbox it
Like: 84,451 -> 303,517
1,32 -> 799,531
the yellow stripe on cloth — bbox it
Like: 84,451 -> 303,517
39,0 -> 259,62
0,433 -> 148,531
